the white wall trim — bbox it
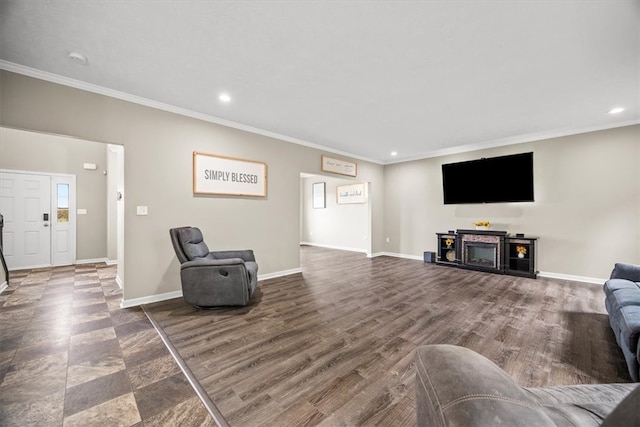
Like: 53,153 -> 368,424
0,282 -> 7,294
369,251 -> 423,261
538,271 -> 606,285
0,61 -> 381,165
300,242 -> 368,254
8,263 -> 50,271
4,62 -> 638,166
385,120 -> 640,165
75,257 -> 109,265
115,275 -> 124,289
121,290 -> 183,309
106,259 -> 118,266
258,268 -> 303,281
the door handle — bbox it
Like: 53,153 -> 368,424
43,213 -> 49,227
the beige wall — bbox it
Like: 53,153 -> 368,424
0,127 -> 108,261
1,69 -> 637,304
383,125 -> 640,279
0,71 -> 385,303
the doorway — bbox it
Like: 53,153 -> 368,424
299,173 -> 372,256
0,170 -> 76,270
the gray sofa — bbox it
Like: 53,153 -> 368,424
603,262 -> 640,382
415,345 -> 639,426
169,226 -> 258,308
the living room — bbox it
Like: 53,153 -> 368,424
0,1 -> 639,425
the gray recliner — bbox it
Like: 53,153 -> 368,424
169,226 -> 258,308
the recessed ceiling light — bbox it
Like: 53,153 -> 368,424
219,93 -> 231,103
67,51 -> 88,65
608,107 -> 624,114
390,151 -> 398,156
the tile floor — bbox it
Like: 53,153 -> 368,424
0,263 -> 216,426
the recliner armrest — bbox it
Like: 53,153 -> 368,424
610,263 -> 640,282
181,258 -> 246,269
210,249 -> 256,263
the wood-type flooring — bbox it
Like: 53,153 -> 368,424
144,246 -> 631,426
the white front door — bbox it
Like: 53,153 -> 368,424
0,171 -> 77,270
0,172 -> 51,269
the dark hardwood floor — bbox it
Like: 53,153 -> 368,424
144,246 -> 631,426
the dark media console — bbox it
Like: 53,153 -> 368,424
433,229 -> 538,278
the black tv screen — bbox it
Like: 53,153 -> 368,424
442,152 -> 534,204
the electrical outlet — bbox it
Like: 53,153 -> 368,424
386,237 -> 390,243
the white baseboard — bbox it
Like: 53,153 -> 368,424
258,268 -> 302,281
300,242 -> 368,254
106,259 -> 118,266
121,290 -> 183,309
538,271 -> 606,285
0,281 -> 7,294
8,263 -> 51,271
370,251 -> 423,261
115,275 -> 124,289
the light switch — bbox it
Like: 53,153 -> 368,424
77,209 -> 87,215
136,206 -> 148,215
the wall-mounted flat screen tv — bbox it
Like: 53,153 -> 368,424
442,152 -> 534,204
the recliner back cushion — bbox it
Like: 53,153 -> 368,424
178,228 -> 214,261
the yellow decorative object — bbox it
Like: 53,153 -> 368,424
445,238 -> 454,248
473,220 -> 490,230
516,245 -> 527,258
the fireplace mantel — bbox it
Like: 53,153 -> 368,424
434,230 -> 538,278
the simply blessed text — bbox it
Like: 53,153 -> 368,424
204,169 -> 259,184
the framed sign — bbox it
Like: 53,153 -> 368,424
312,182 -> 326,209
321,155 -> 357,177
337,182 -> 367,204
193,152 -> 267,197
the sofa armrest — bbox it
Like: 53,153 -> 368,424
610,263 -> 640,282
210,249 -> 256,263
415,345 -> 555,427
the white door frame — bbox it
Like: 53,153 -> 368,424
0,169 -> 77,270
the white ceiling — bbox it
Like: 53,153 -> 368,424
1,1 -> 638,164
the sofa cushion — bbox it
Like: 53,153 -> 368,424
603,278 -> 640,297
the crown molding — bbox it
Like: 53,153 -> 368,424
2,61 -> 637,167
0,60 -> 382,165
384,120 -> 640,165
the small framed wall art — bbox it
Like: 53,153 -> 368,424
193,151 -> 267,197
312,182 -> 326,209
321,155 -> 357,177
337,182 -> 367,204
